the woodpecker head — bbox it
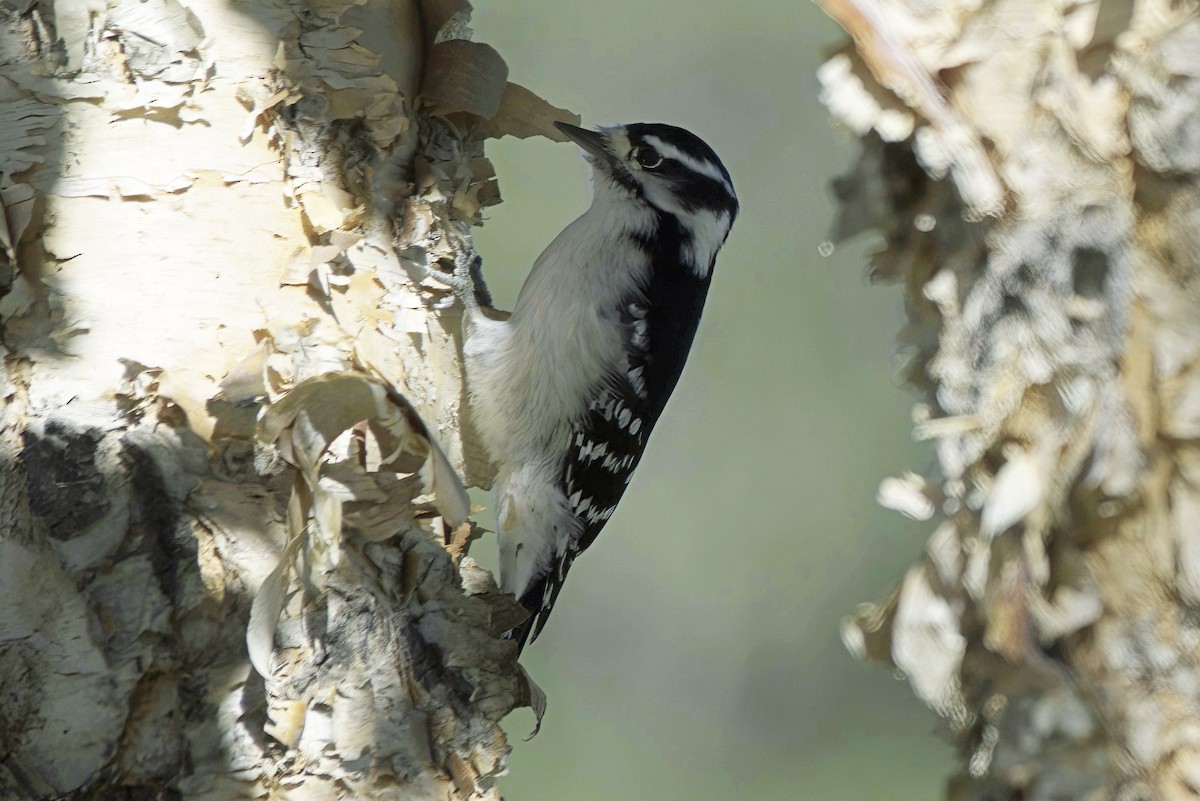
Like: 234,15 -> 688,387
555,121 -> 738,277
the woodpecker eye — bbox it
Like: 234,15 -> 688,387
632,146 -> 663,170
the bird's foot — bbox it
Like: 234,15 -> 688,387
422,236 -> 493,311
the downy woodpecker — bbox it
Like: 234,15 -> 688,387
442,121 -> 738,649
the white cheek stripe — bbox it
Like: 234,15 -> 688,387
678,208 -> 730,279
642,135 -> 735,199
640,196 -> 728,279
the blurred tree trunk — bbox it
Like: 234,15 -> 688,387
819,0 -> 1200,798
0,1 -> 557,798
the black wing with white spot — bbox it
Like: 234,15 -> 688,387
565,382 -> 649,549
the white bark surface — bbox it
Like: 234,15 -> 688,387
0,1 -> 559,798
820,0 -> 1200,797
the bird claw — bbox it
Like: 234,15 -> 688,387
422,260 -> 470,294
426,241 -> 493,310
410,241 -> 488,308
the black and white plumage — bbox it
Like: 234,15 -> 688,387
453,121 -> 738,650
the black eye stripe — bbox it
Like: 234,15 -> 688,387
641,156 -> 732,196
628,159 -> 737,215
646,157 -> 706,179
675,172 -> 738,214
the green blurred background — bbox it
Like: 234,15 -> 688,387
468,2 -> 951,798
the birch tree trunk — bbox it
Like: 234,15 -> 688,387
820,0 -> 1200,797
0,1 -> 563,798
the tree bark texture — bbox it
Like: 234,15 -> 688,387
0,1 -> 565,798
820,0 -> 1200,798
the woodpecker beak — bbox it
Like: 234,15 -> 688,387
555,122 -> 615,167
